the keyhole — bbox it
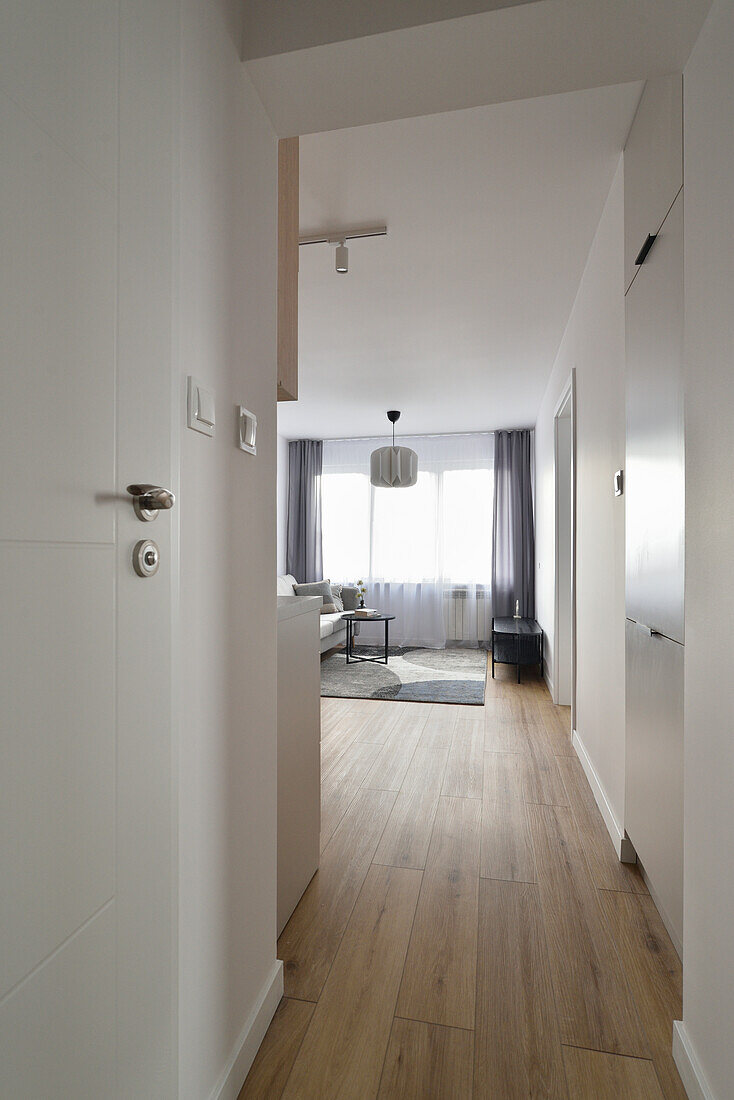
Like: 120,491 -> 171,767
133,540 -> 160,577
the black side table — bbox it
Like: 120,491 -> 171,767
491,616 -> 543,683
341,613 -> 395,665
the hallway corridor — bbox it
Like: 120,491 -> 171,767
241,666 -> 685,1098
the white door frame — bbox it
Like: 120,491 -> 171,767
553,370 -> 577,727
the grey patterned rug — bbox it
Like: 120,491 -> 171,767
320,646 -> 487,705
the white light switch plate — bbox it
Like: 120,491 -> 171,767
238,406 -> 257,455
187,375 -> 215,436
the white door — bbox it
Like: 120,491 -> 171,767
0,2 -> 178,1095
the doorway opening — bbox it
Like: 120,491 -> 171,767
553,373 -> 576,722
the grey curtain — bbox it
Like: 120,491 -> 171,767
286,440 -> 323,583
492,430 -> 535,618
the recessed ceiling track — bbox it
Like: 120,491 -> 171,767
298,225 -> 387,246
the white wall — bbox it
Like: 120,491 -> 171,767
535,159 -> 627,834
177,2 -> 280,1097
676,3 -> 734,1096
277,434 -> 289,575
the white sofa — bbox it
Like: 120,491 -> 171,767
277,575 -> 360,654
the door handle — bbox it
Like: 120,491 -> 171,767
634,233 -> 657,266
127,484 -> 175,522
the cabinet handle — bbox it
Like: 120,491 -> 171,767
635,234 -> 657,266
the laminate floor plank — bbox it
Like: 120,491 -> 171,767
238,997 -> 314,1100
528,803 -> 648,1057
282,865 -> 422,1100
442,716 -> 485,798
484,717 -> 529,753
521,737 -> 569,807
474,879 -> 568,1099
481,752 -> 536,882
599,890 -> 687,1100
557,755 -> 648,894
352,703 -> 407,745
320,740 -> 384,852
377,1018 -> 473,1099
525,698 -> 575,757
372,739 -> 451,870
321,718 -> 365,778
562,1046 -> 665,1099
361,711 -> 427,792
420,704 -> 461,750
397,796 -> 481,1029
279,787 -> 397,1001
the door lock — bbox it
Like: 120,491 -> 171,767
133,539 -> 160,577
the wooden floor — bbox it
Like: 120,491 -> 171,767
240,661 -> 685,1099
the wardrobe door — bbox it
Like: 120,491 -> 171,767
625,191 -> 684,644
625,620 -> 683,949
624,74 -> 682,293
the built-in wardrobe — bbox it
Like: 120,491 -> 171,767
623,74 -> 684,955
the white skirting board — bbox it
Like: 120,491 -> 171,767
543,658 -> 554,700
571,729 -> 634,862
208,958 -> 284,1100
673,1021 -> 716,1100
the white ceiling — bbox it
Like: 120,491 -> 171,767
278,83 -> 642,441
245,0 -> 709,137
241,0 -> 534,61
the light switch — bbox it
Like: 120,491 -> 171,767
238,406 -> 257,455
187,376 -> 215,436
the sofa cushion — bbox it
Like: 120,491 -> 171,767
341,585 -> 360,611
293,579 -> 333,608
277,574 -> 297,597
320,612 -> 347,640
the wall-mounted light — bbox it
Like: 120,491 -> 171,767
299,224 -> 387,275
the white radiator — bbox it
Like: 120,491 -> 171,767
444,587 -> 492,643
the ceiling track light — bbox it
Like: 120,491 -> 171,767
332,238 -> 348,274
298,225 -> 387,276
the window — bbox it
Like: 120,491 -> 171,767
322,434 -> 493,587
321,471 -> 370,581
442,468 -> 493,584
371,472 -> 438,582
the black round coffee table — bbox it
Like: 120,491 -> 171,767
341,613 -> 395,665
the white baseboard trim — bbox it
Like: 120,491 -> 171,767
209,958 -> 284,1100
673,1021 -> 716,1100
571,729 -> 630,862
543,660 -> 554,700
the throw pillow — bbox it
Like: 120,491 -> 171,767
293,580 -> 333,608
330,583 -> 344,612
321,602 -> 337,615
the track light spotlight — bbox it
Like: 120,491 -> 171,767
335,240 -> 348,274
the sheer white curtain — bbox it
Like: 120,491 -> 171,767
322,433 -> 494,648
